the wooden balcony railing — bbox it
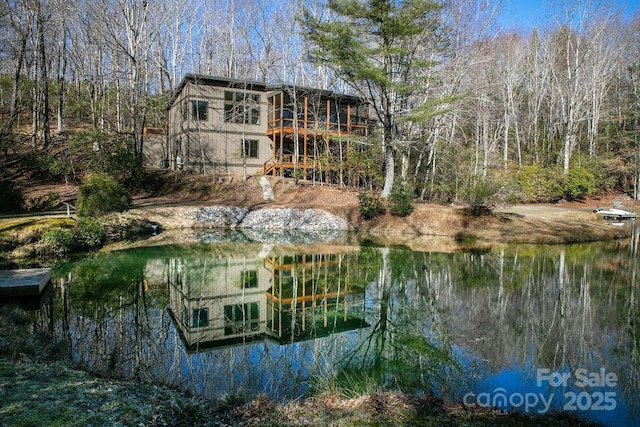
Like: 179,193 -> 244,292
267,118 -> 368,136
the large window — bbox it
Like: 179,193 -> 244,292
224,91 -> 260,125
191,100 -> 208,121
224,302 -> 260,335
242,139 -> 259,159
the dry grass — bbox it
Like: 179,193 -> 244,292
133,172 -> 634,246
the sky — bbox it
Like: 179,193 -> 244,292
499,0 -> 639,31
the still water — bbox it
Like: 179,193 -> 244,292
33,230 -> 640,426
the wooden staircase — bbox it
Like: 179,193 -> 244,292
263,158 -> 277,176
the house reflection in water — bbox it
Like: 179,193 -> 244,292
145,246 -> 368,351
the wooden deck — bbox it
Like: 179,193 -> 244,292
0,268 -> 52,299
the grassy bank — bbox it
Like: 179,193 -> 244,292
0,214 -> 152,268
0,305 -> 599,426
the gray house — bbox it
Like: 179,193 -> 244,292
147,74 -> 372,182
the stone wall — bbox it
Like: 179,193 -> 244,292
192,207 -> 348,231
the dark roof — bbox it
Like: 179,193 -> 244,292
168,74 -> 365,108
180,74 -> 268,91
265,83 -> 363,103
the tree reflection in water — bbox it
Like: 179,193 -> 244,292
43,232 -> 639,424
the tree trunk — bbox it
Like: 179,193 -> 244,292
563,107 -> 575,174
502,110 -> 509,171
400,143 -> 410,181
381,134 -> 395,199
482,115 -> 489,177
381,87 -> 395,198
31,70 -> 38,151
36,0 -> 50,149
9,33 -> 27,131
57,23 -> 68,133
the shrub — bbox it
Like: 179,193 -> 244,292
570,153 -> 616,195
565,165 -> 596,200
0,180 -> 23,212
45,156 -> 69,178
103,145 -> 147,189
464,178 -> 501,215
76,217 -> 105,248
74,131 -> 146,189
388,179 -> 414,217
358,192 -> 385,220
47,191 -> 61,208
77,173 -> 132,217
513,163 -> 597,202
513,164 -> 564,203
42,228 -> 76,253
24,152 -> 69,179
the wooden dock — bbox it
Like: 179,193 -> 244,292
0,268 -> 52,299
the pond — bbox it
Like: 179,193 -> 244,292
28,230 -> 640,426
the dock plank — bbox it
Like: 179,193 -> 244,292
0,268 -> 52,298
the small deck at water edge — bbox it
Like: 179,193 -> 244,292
0,268 -> 52,299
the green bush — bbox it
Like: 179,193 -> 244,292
464,178 -> 501,214
513,163 -> 597,202
513,164 -> 564,203
24,153 -> 69,179
76,217 -> 106,248
358,192 -> 386,220
42,228 -> 76,253
47,191 -> 61,207
388,179 -> 414,217
0,180 -> 23,212
572,153 -> 616,192
103,145 -> 146,189
77,173 -> 132,217
565,165 -> 596,200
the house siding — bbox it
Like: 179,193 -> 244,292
152,74 -> 371,180
164,77 -> 271,174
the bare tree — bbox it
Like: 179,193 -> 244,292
85,0 -> 167,157
2,0 -> 31,138
34,0 -> 51,148
548,0 -> 619,174
494,34 -> 526,169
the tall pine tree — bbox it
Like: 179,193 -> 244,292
300,0 -> 444,197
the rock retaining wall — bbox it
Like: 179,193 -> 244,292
192,206 -> 348,231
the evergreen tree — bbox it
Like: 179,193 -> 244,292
299,0 -> 444,198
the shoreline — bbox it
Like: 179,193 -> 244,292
0,203 -> 633,265
1,183 -> 636,264
126,202 -> 634,249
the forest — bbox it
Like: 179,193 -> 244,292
1,0 -> 639,209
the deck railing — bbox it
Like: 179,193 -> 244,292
267,118 -> 368,136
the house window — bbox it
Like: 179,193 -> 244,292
191,308 -> 208,327
224,302 -> 259,335
224,91 -> 260,125
241,270 -> 258,288
191,100 -> 208,121
242,139 -> 258,159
